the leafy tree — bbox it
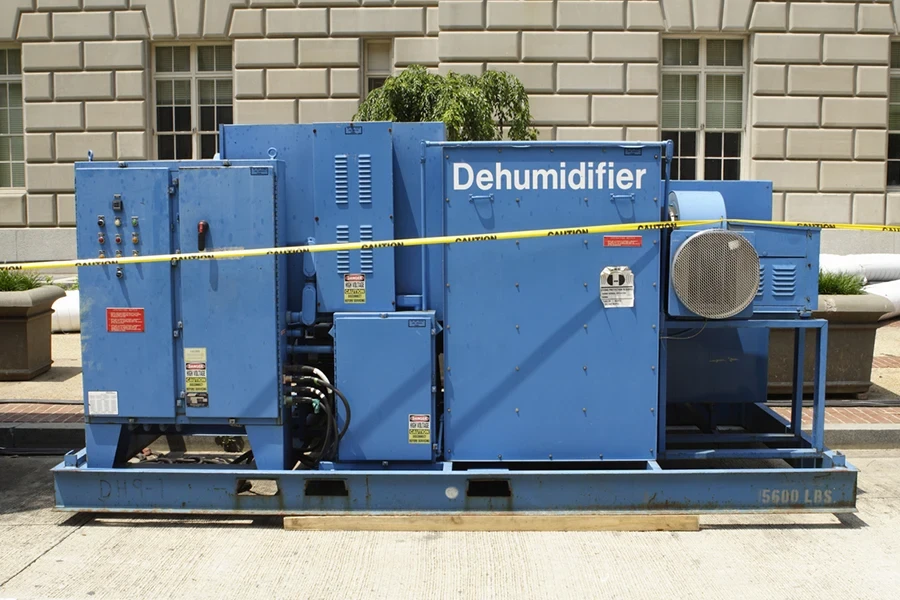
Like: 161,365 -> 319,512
354,65 -> 538,142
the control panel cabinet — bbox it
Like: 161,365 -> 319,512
74,161 -> 286,424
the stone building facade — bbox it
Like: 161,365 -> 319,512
1,0 -> 899,262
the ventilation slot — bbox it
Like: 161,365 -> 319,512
756,265 -> 765,299
358,154 -> 372,205
467,479 -> 512,498
304,479 -> 349,497
360,225 -> 374,274
336,225 -> 350,274
772,265 -> 797,298
334,155 -> 349,205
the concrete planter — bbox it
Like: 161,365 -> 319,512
0,285 -> 67,381
768,294 -> 894,398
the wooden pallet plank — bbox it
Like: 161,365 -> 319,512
283,514 -> 700,532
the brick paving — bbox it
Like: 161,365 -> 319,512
873,355 -> 900,368
0,403 -> 83,424
772,406 -> 900,426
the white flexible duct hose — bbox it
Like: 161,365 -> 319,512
820,254 -> 867,282
864,280 -> 900,320
51,290 -> 80,333
821,254 -> 900,284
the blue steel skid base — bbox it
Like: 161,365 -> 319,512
53,314 -> 858,514
54,123 -> 858,515
53,456 -> 856,515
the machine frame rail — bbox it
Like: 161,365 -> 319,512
53,453 -> 856,515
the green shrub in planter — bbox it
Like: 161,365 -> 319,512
0,271 -> 51,292
818,272 -> 865,296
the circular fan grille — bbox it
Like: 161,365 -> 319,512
672,229 -> 760,319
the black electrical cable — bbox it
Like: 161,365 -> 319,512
288,374 -> 351,441
291,394 -> 337,467
316,398 -> 338,461
230,450 -> 254,465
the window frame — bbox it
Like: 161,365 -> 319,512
0,45 -> 24,189
151,43 -> 234,161
659,36 -> 749,182
887,40 -> 900,189
363,39 -> 393,98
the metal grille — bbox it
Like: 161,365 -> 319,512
334,154 -> 348,205
672,229 -> 759,319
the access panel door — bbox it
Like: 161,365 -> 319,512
442,145 -> 663,462
75,166 -> 177,419
177,165 -> 283,420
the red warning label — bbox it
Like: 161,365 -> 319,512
603,236 -> 643,248
106,308 -> 145,333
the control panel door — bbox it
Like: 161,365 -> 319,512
177,166 -> 281,420
75,167 -> 177,419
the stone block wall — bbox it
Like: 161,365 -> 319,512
0,0 -> 899,260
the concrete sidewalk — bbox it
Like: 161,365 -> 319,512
3,327 -> 900,451
1,450 -> 899,599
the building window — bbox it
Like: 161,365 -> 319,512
364,40 -> 392,96
888,42 -> 900,187
153,45 -> 233,161
0,48 -> 23,188
661,38 -> 745,181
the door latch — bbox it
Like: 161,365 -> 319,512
197,221 -> 209,251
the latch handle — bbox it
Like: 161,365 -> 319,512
197,221 -> 209,252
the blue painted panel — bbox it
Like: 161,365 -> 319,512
391,122 -> 446,317
75,166 -> 176,420
176,164 -> 285,420
664,327 -> 768,405
668,190 -> 726,224
333,311 -> 436,462
313,123 -> 395,312
441,143 -> 664,461
669,180 -> 773,221
219,125 -> 315,311
742,226 -> 818,315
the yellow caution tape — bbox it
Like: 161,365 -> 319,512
729,218 -> 900,233
0,217 -> 893,272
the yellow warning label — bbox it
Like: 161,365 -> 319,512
184,347 -> 207,362
409,414 -> 431,444
344,273 -> 366,304
185,377 -> 208,392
